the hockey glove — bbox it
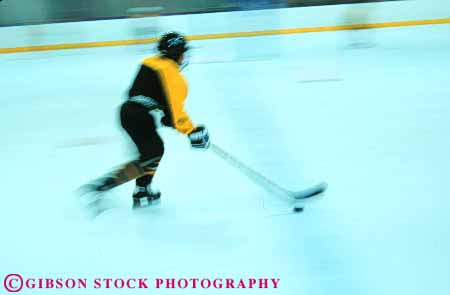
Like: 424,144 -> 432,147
188,125 -> 210,149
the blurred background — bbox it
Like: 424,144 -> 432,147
0,0 -> 396,26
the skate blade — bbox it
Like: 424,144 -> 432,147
132,198 -> 161,210
82,198 -> 117,220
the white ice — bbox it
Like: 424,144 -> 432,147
1,23 -> 450,295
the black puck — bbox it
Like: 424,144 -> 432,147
293,207 -> 304,213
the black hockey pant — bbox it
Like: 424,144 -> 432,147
120,101 -> 164,187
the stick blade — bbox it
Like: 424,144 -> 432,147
290,182 -> 328,200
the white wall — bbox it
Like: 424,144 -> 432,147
0,0 -> 449,49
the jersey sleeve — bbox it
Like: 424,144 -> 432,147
158,66 -> 195,135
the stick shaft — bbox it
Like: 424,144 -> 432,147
209,143 -> 291,200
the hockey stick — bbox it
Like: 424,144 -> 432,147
209,143 -> 327,203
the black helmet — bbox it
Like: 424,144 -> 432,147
157,32 -> 189,62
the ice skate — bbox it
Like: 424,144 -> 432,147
132,185 -> 161,209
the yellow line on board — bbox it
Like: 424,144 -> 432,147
0,37 -> 159,54
1,18 -> 449,54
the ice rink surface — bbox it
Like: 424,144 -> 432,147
1,24 -> 450,295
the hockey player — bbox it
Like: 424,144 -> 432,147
83,32 -> 210,209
